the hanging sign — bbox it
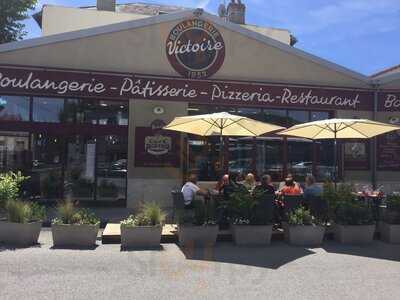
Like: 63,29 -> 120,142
135,124 -> 180,168
377,116 -> 400,171
0,65 -> 375,111
378,92 -> 400,111
165,19 -> 225,79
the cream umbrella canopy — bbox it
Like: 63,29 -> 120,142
277,118 -> 400,185
164,112 -> 285,169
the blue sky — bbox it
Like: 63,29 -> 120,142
22,0 -> 400,76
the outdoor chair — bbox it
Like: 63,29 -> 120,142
254,193 -> 275,225
282,195 -> 304,216
171,190 -> 185,223
305,195 -> 328,222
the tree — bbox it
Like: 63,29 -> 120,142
0,0 -> 37,44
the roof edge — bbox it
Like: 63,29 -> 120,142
0,9 -> 370,85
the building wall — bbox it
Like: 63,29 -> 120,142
127,99 -> 187,210
0,15 -> 370,88
40,5 -> 292,45
41,5 -> 148,36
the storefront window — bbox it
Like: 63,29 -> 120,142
0,96 -> 30,122
315,140 -> 335,181
76,99 -> 98,124
256,138 -> 284,181
188,137 -> 221,181
288,110 -> 309,126
96,135 -> 127,201
263,109 -> 287,126
64,135 -> 96,201
97,101 -> 128,126
229,137 -> 254,177
237,108 -> 263,121
287,138 -> 313,181
30,133 -> 63,200
33,97 -> 65,123
311,111 -> 330,121
0,131 -> 30,172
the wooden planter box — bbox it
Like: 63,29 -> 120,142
121,225 -> 162,249
52,224 -> 99,247
0,221 -> 42,247
334,224 -> 375,244
379,222 -> 400,244
178,225 -> 218,247
232,225 -> 273,246
287,225 -> 325,247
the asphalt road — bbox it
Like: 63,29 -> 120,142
0,229 -> 399,300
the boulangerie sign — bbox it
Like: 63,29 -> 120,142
130,75 -> 374,110
0,65 -> 375,110
166,19 -> 225,79
378,92 -> 400,111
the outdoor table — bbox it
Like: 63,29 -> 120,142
355,193 -> 384,221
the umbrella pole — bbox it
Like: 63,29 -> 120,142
334,127 -> 338,190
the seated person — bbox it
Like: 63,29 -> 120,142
215,174 -> 229,194
253,174 -> 276,195
243,173 -> 256,192
222,171 -> 247,200
279,174 -> 303,196
181,173 -> 209,209
303,175 -> 322,199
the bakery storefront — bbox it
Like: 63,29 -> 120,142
0,9 -> 399,209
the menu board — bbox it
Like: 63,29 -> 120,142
344,141 -> 370,170
377,116 -> 400,171
135,127 -> 181,168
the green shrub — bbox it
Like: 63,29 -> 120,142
229,188 -> 257,225
121,202 -> 166,227
335,201 -> 374,225
52,200 -> 100,225
0,171 -> 29,209
177,200 -> 215,226
6,200 -> 45,223
385,194 -> 400,225
288,207 -> 319,226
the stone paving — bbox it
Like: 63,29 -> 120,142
0,229 -> 399,300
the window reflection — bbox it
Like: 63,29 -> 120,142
33,97 -> 65,123
0,96 -> 30,121
185,105 -> 335,182
188,137 -> 221,181
64,136 -> 96,201
30,133 -> 63,200
256,138 -> 284,181
97,101 -> 128,126
229,137 -> 254,177
96,135 -> 127,201
288,139 -> 313,181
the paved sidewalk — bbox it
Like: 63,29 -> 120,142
0,229 -> 399,300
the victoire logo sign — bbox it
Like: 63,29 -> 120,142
166,19 -> 225,79
0,66 -> 377,111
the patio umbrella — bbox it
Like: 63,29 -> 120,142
277,118 -> 400,186
164,112 -> 285,170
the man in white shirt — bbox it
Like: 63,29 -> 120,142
181,173 -> 209,208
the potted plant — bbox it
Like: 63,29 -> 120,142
287,207 -> 325,246
379,194 -> 400,244
51,200 -> 100,247
120,202 -> 166,249
0,171 -> 28,211
0,200 -> 45,247
230,189 -> 273,246
177,200 -> 218,248
333,185 -> 375,244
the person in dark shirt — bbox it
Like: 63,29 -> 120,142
223,171 -> 247,200
253,174 -> 276,195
